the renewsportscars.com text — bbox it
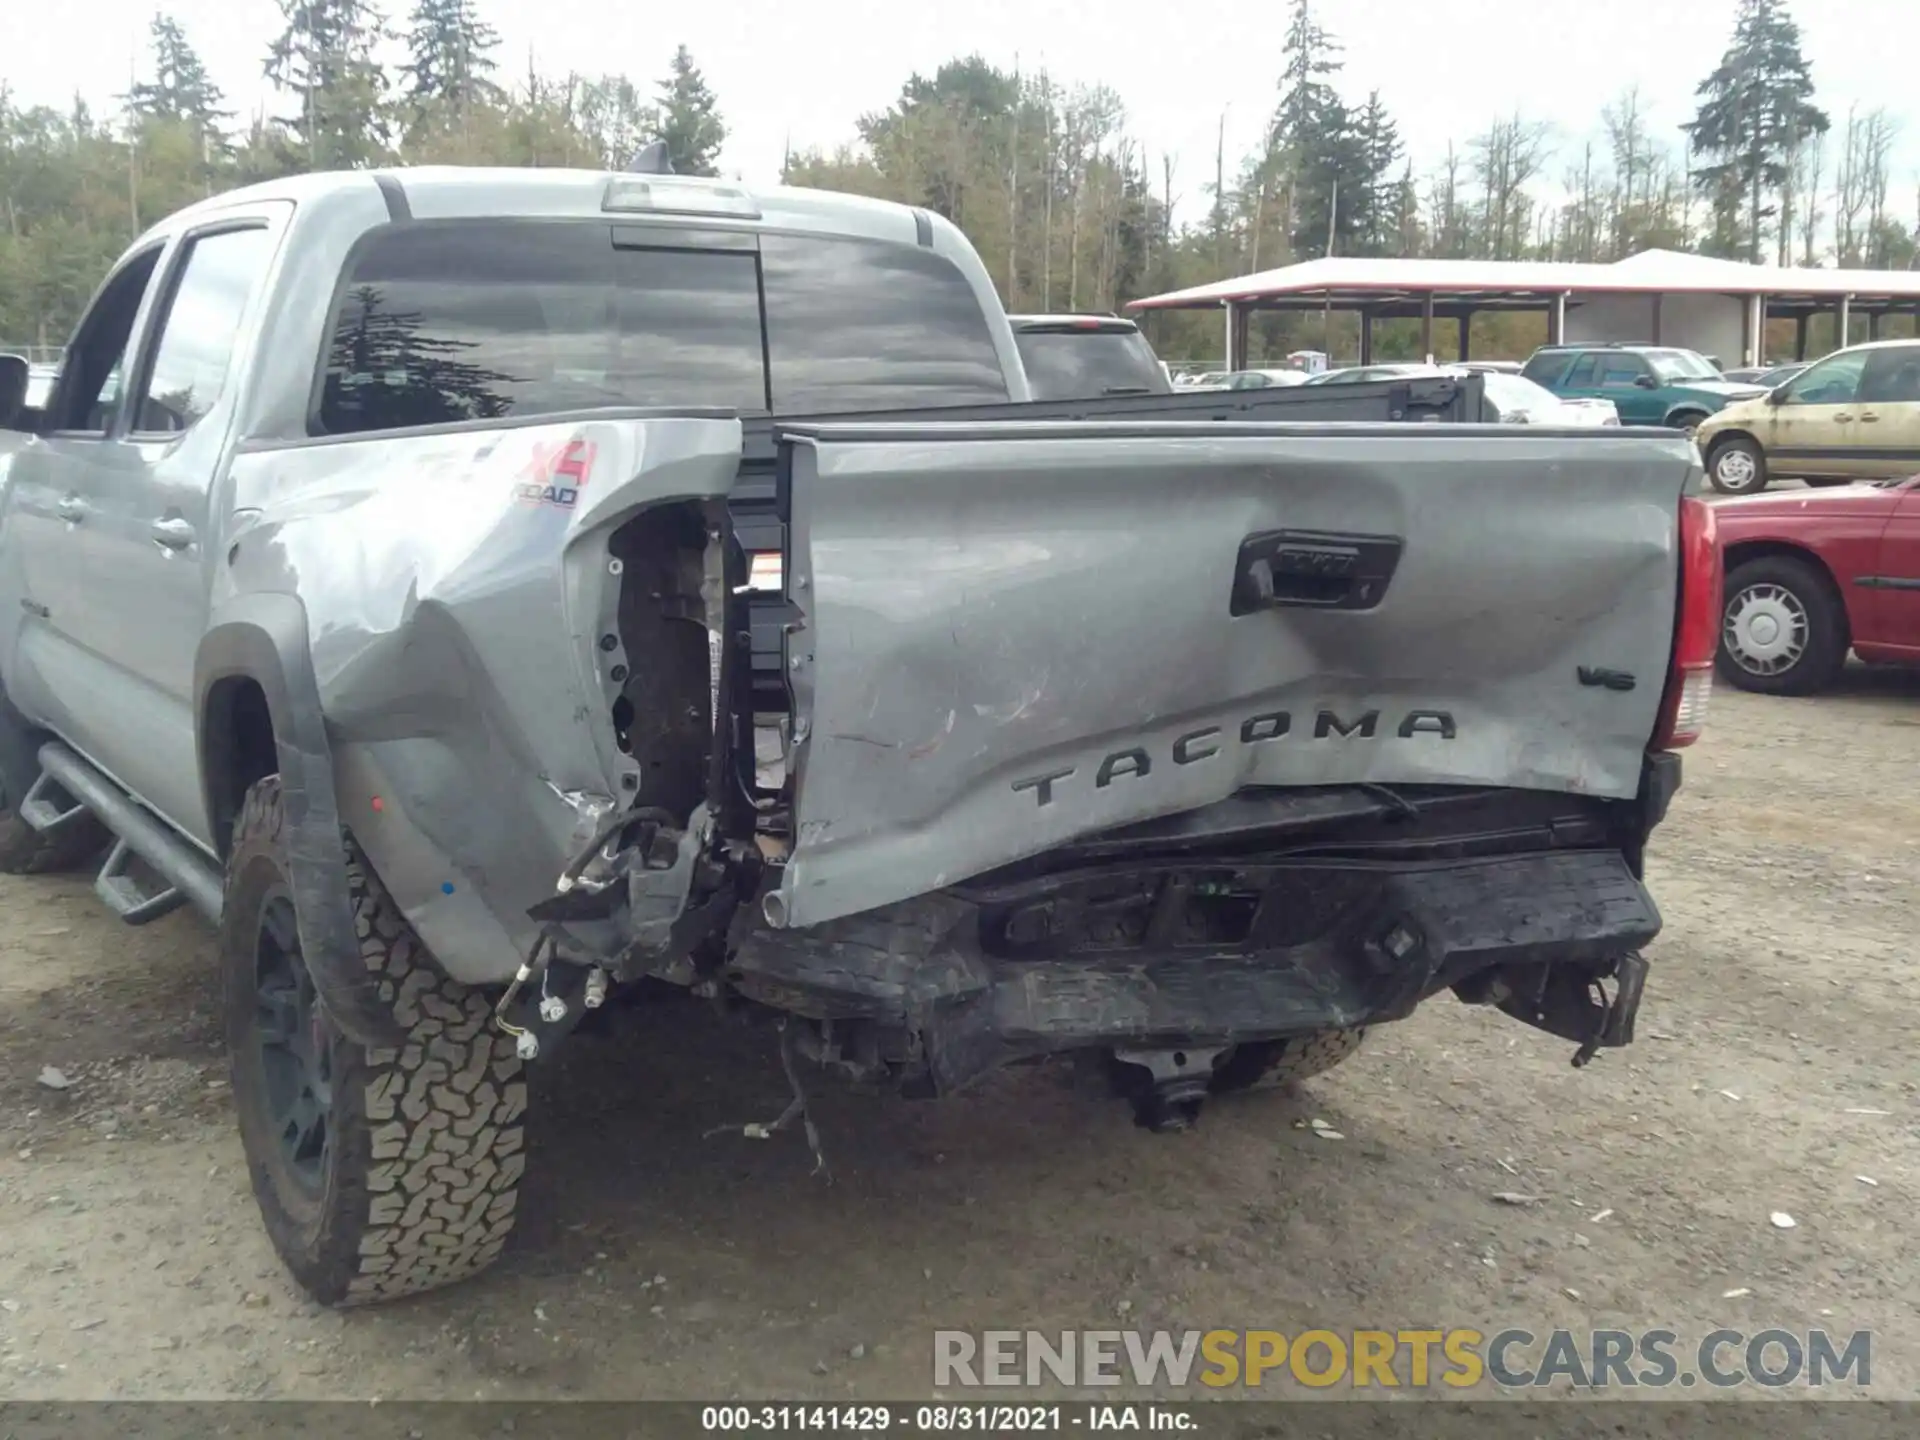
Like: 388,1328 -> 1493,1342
933,1328 -> 1872,1390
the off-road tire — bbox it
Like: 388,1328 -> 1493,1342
0,687 -> 109,874
1716,554 -> 1850,697
1706,435 -> 1769,495
1209,1028 -> 1367,1095
224,776 -> 526,1307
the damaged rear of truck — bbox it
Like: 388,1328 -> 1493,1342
0,167 -> 1715,1308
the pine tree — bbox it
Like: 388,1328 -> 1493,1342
1264,0 -> 1375,258
125,15 -> 231,132
1269,0 -> 1341,157
1683,0 -> 1827,261
264,0 -> 391,170
655,45 -> 725,177
401,0 -> 501,110
1352,91 -> 1402,255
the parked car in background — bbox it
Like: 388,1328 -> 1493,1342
1305,366 -> 1618,425
1722,361 -> 1812,389
1521,343 -> 1766,432
1714,473 -> 1920,693
1302,363 -> 1440,386
1213,368 -> 1309,389
1007,314 -> 1173,400
1459,360 -> 1523,375
1479,371 -> 1619,426
1695,340 -> 1920,496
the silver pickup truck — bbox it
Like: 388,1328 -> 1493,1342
0,166 -> 1718,1309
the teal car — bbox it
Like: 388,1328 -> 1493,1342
1521,343 -> 1767,432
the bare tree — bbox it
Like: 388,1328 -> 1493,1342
1791,129 -> 1824,265
1428,143 -> 1463,256
1833,106 -> 1897,265
1471,113 -> 1553,259
1602,87 -> 1648,256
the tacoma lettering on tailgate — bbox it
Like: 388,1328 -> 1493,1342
1010,707 -> 1459,808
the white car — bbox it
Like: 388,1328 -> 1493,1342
1215,368 -> 1309,390
1317,365 -> 1619,425
1479,371 -> 1619,426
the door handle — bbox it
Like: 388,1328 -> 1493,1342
1857,411 -> 1881,423
1232,529 -> 1404,614
55,495 -> 87,523
1834,412 -> 1854,422
149,516 -> 197,551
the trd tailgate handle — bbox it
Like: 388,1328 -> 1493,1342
55,495 -> 87,523
1231,530 -> 1404,615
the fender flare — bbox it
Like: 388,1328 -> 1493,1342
194,594 -> 405,1050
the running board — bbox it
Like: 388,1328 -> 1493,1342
36,743 -> 223,924
95,837 -> 189,925
15,770 -> 96,841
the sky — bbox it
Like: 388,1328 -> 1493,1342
7,0 -> 1919,229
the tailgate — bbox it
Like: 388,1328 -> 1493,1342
770,421 -> 1695,930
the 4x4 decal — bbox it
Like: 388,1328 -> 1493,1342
515,437 -> 597,509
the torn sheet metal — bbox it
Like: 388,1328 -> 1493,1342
220,412 -> 743,983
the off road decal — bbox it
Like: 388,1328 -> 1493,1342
514,437 -> 597,509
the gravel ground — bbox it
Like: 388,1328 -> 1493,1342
1,669 -> 1915,1403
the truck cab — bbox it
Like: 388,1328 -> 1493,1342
1005,314 -> 1172,400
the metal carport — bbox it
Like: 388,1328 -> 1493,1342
1125,250 -> 1920,372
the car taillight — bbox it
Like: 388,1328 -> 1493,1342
1651,495 -> 1720,750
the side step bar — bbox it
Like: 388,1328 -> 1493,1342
35,743 -> 223,925
15,770 -> 97,843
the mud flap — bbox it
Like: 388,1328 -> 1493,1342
1495,950 -> 1649,1067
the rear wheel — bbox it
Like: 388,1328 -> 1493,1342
224,776 -> 526,1306
1209,1028 -> 1367,1095
1706,436 -> 1769,495
1717,554 -> 1849,696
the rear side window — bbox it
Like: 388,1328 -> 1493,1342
1859,346 -> 1920,405
1014,326 -> 1169,400
760,233 -> 1007,414
136,226 -> 276,434
1562,354 -> 1601,387
1521,352 -> 1572,385
317,221 -> 767,435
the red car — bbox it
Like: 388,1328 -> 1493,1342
1715,476 -> 1920,694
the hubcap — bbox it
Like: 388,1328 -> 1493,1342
253,890 -> 333,1193
1715,447 -> 1758,488
1724,583 -> 1808,676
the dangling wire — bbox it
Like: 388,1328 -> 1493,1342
492,927 -> 559,1044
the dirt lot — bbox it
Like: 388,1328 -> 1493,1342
1,671 -> 1915,1403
